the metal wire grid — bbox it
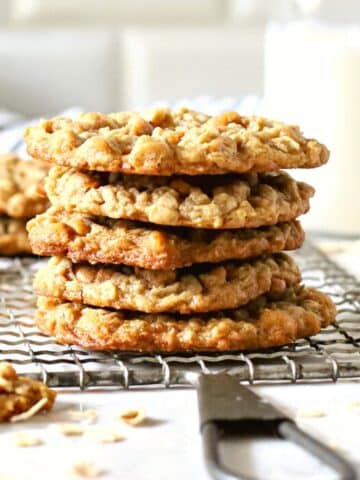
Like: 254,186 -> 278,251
0,241 -> 359,390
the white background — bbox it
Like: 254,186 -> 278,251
0,0 -> 359,115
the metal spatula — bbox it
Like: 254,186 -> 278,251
197,374 -> 357,480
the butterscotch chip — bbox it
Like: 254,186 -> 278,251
0,362 -> 56,422
33,254 -> 300,314
35,287 -> 336,353
45,167 -> 314,229
0,217 -> 32,255
24,108 -> 328,175
0,154 -> 48,219
27,209 -> 304,270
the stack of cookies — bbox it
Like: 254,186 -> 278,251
25,108 -> 336,353
0,154 -> 48,256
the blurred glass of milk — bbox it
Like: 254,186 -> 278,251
264,0 -> 360,234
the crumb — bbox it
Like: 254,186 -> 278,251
58,423 -> 85,436
71,461 -> 104,478
84,428 -> 124,444
67,409 -> 98,424
0,362 -> 56,423
14,432 -> 43,447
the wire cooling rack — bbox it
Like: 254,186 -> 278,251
0,241 -> 359,390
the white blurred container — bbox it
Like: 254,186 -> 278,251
264,18 -> 360,235
11,0 -> 224,25
0,0 -> 10,25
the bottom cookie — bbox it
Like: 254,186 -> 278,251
35,287 -> 336,353
0,217 -> 32,255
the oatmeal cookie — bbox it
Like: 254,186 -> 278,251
33,254 -> 300,314
0,217 -> 32,255
25,108 -> 329,175
35,287 -> 336,352
0,154 -> 48,218
0,362 -> 56,422
27,209 -> 304,269
45,167 -> 314,229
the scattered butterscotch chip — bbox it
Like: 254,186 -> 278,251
296,408 -> 326,418
84,428 -> 124,444
67,409 -> 98,424
0,362 -> 56,423
14,432 -> 43,447
119,408 -> 146,426
58,423 -> 85,436
71,461 -> 104,478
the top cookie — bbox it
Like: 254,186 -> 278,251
24,107 -> 329,175
0,154 -> 48,218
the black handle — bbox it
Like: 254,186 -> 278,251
201,420 -> 357,480
197,374 -> 357,480
202,422 -> 250,480
279,421 -> 357,480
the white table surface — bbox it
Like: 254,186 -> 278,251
1,246 -> 360,480
2,384 -> 360,480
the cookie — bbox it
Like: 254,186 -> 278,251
24,108 -> 329,175
27,209 -> 304,270
35,287 -> 336,352
0,362 -> 56,422
0,217 -> 32,255
33,254 -> 300,314
0,154 -> 48,219
45,167 -> 314,229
